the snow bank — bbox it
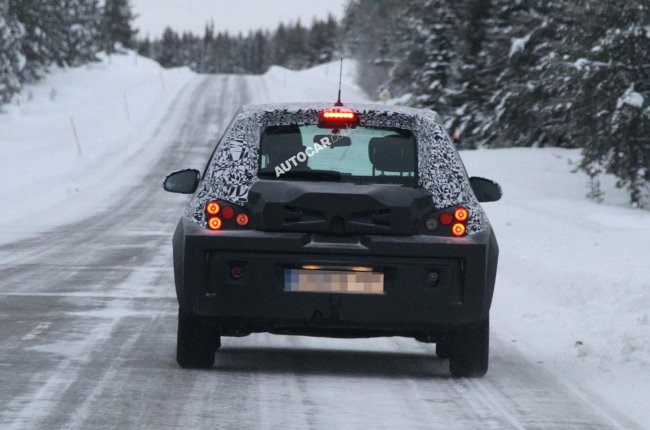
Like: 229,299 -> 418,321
0,51 -> 195,241
460,147 -> 650,424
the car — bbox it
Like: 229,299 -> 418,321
163,102 -> 502,377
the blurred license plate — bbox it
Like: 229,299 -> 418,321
284,269 -> 384,294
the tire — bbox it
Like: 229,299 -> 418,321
448,317 -> 489,378
436,339 -> 451,359
176,310 -> 220,369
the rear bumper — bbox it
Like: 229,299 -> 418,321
173,218 -> 498,337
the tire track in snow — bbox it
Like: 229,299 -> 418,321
0,75 -> 245,429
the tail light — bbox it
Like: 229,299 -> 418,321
451,223 -> 466,237
454,208 -> 468,222
204,200 -> 252,231
206,201 -> 220,215
208,216 -> 222,230
424,205 -> 469,237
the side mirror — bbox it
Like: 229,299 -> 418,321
470,177 -> 502,202
163,169 -> 200,194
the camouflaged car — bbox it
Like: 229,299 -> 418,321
163,102 -> 502,377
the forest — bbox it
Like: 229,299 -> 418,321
1,0 -> 648,205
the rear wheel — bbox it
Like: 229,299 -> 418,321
448,317 -> 489,378
176,310 -> 220,369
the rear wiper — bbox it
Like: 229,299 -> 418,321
259,169 -> 343,181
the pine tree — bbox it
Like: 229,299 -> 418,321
250,30 -> 269,74
102,0 -> 137,53
137,36 -> 151,57
284,21 -> 309,69
477,0 -> 544,146
62,0 -> 101,66
10,0 -> 57,81
342,0 -> 403,97
307,16 -> 338,66
0,0 -> 25,104
572,0 -> 650,206
157,27 -> 180,67
444,0 -> 492,148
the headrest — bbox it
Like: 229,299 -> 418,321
368,136 -> 415,173
262,125 -> 304,152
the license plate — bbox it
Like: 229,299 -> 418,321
284,268 -> 384,294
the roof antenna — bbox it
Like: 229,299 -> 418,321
335,57 -> 343,106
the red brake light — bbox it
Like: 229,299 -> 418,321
206,201 -> 220,215
454,207 -> 468,222
452,223 -> 466,237
322,110 -> 355,120
319,109 -> 358,127
221,206 -> 235,220
208,216 -> 222,230
439,212 -> 453,225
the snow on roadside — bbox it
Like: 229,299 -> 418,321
248,59 -> 368,104
460,147 -> 650,425
0,51 -> 195,243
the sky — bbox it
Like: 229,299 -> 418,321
131,0 -> 349,39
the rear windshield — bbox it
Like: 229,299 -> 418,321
258,125 -> 417,184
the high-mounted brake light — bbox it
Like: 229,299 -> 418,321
322,110 -> 356,120
319,109 -> 359,127
206,201 -> 220,215
208,216 -> 222,230
452,223 -> 466,237
454,207 -> 469,222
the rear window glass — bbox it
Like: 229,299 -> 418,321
259,125 -> 417,184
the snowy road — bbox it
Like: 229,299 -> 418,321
0,74 -> 643,429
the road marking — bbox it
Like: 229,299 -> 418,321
22,322 -> 52,340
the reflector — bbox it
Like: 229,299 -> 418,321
425,217 -> 439,231
236,214 -> 249,226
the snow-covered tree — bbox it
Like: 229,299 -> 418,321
9,0 -> 56,81
64,0 -> 102,65
342,0 -> 403,97
308,14 -> 339,66
102,0 -> 137,53
571,1 -> 650,206
393,0 -> 458,112
0,1 -> 25,104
